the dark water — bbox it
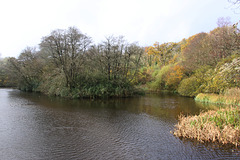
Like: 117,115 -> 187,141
0,88 -> 240,160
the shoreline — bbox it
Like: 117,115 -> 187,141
173,106 -> 240,147
195,93 -> 240,106
173,89 -> 240,147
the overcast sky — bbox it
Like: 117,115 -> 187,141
0,0 -> 239,58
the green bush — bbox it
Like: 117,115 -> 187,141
182,56 -> 240,95
178,76 -> 199,97
195,92 -> 240,106
204,56 -> 240,94
18,78 -> 40,92
136,67 -> 152,85
75,75 -> 138,99
149,64 -> 172,90
38,71 -> 67,96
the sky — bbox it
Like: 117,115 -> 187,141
0,0 -> 239,58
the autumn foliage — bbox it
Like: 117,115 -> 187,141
2,17 -> 239,99
165,65 -> 184,90
143,18 -> 240,96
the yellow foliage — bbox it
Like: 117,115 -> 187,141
166,65 -> 185,89
146,41 -> 179,66
168,54 -> 179,64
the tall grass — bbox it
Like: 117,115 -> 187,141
195,88 -> 240,106
224,88 -> 240,97
173,107 -> 240,146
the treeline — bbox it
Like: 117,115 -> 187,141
139,18 -> 240,97
1,18 -> 239,98
2,27 -> 144,98
0,57 -> 16,87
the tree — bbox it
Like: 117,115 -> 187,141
87,36 -> 143,83
228,0 -> 240,7
182,18 -> 239,74
141,47 -> 155,67
181,32 -> 212,72
9,27 -> 144,98
217,17 -> 231,27
146,42 -> 179,66
208,21 -> 238,62
0,58 -> 14,87
8,47 -> 44,90
166,64 -> 185,90
40,27 -> 92,89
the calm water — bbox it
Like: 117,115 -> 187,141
0,88 -> 240,159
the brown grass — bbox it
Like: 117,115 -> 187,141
224,88 -> 240,97
195,88 -> 240,106
173,107 -> 240,147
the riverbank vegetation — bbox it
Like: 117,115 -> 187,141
3,27 -> 144,98
195,88 -> 240,106
0,57 -> 16,87
0,16 -> 239,147
0,18 -> 239,100
139,18 -> 240,98
137,18 -> 239,147
173,106 -> 240,146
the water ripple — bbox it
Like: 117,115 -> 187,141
0,89 -> 240,159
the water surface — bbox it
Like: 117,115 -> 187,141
0,88 -> 239,159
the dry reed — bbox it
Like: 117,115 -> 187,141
195,88 -> 240,106
173,107 -> 240,147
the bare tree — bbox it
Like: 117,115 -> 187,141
8,47 -> 43,90
40,27 -> 92,89
228,0 -> 240,12
182,32 -> 212,72
86,36 -> 143,83
217,17 -> 231,27
228,0 -> 240,5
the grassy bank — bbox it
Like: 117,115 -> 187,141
173,88 -> 240,146
195,88 -> 240,106
173,107 -> 240,147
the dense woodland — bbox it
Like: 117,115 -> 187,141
141,18 -> 240,97
0,27 -> 144,98
0,18 -> 239,98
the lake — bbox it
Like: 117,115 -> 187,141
0,88 -> 239,159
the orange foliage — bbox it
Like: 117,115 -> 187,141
166,65 -> 184,89
168,54 -> 179,64
146,42 -> 178,66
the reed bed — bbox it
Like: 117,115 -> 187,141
195,88 -> 240,106
173,107 -> 240,147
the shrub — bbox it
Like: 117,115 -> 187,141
205,57 -> 240,94
38,70 -> 67,96
136,67 -> 152,85
194,56 -> 240,94
178,76 -> 199,97
195,92 -> 240,106
149,64 -> 172,90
